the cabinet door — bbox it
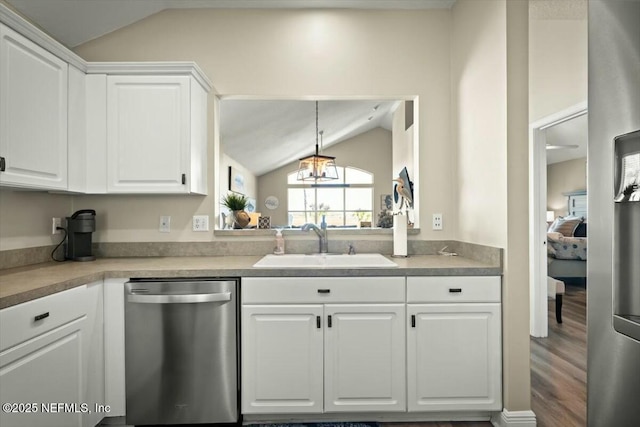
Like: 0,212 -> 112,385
407,303 -> 502,411
242,305 -> 323,414
0,319 -> 84,427
106,76 -> 189,193
324,304 -> 406,412
0,24 -> 68,190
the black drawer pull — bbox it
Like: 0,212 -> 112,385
34,312 -> 50,321
449,288 -> 462,293
411,315 -> 416,328
317,289 -> 331,294
316,315 -> 321,329
328,315 -> 332,328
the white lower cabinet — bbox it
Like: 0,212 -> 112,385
0,286 -> 88,427
241,277 -> 406,415
407,276 -> 502,412
242,305 -> 324,413
324,304 -> 405,412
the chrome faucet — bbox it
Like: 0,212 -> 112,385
301,223 -> 328,253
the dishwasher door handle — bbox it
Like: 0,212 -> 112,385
127,291 -> 232,304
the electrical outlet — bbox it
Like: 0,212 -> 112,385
193,215 -> 209,231
432,213 -> 443,230
159,215 -> 171,233
52,217 -> 62,234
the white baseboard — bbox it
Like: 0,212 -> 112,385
491,409 -> 537,427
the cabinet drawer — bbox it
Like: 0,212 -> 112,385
242,277 -> 405,304
407,276 -> 500,303
0,286 -> 87,351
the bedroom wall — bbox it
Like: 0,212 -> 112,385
547,157 -> 587,218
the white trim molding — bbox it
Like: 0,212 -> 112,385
491,409 -> 537,427
86,62 -> 214,93
528,101 -> 588,338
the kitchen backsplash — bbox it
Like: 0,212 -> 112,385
0,240 -> 502,270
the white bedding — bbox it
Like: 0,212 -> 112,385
547,231 -> 587,260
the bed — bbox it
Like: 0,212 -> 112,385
547,220 -> 587,286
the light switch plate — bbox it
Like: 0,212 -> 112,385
193,215 -> 209,231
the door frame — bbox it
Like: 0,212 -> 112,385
529,102 -> 587,337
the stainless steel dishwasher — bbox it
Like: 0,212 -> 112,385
124,278 -> 239,425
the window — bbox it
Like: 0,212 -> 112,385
287,167 -> 374,227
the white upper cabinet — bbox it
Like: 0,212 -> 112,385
103,74 -> 207,194
82,65 -> 211,195
0,23 -> 68,190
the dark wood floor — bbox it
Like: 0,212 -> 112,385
530,283 -> 587,427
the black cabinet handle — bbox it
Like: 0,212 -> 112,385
316,315 -> 321,329
34,312 -> 49,322
181,173 -> 186,185
411,315 -> 416,328
0,156 -> 5,172
328,315 -> 332,328
317,289 -> 331,294
449,288 -> 462,293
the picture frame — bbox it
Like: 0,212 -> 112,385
228,166 -> 245,194
381,194 -> 393,211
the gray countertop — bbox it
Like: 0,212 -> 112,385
0,255 -> 501,309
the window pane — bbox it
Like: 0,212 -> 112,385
316,188 -> 344,211
345,167 -> 373,184
323,211 -> 345,227
289,211 -> 314,227
345,188 -> 372,211
345,211 -> 372,227
288,188 -> 314,211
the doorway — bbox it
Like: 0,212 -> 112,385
529,102 -> 587,337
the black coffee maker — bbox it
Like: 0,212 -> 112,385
66,209 -> 96,261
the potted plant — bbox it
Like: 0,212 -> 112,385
222,193 -> 250,229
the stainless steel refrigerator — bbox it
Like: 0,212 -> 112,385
588,1 -> 640,425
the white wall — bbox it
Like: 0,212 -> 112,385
529,16 -> 587,121
452,0 -> 507,248
65,8 -> 453,243
452,0 -> 531,414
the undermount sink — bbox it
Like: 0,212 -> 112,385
252,253 -> 398,269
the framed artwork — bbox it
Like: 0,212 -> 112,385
228,166 -> 245,194
381,194 -> 393,211
246,197 -> 257,213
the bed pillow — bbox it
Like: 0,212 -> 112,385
574,222 -> 587,237
549,216 -> 583,237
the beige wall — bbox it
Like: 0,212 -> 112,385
452,0 -> 531,413
529,14 -> 587,121
547,157 -> 587,217
66,8 -> 453,243
0,189 -> 73,251
257,127 -> 392,227
452,0 -> 507,248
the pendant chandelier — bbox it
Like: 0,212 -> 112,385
296,101 -> 339,182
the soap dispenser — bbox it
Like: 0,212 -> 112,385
274,229 -> 285,255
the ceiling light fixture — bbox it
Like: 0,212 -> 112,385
546,144 -> 579,150
296,101 -> 339,182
